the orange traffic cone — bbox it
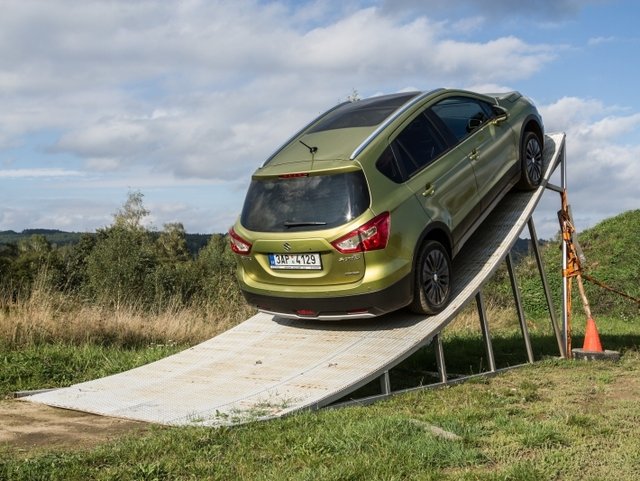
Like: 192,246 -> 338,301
582,317 -> 603,352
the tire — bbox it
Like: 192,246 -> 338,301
409,240 -> 452,315
516,131 -> 543,190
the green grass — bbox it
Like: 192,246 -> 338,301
2,346 -> 639,480
2,313 -> 639,480
0,343 -> 182,398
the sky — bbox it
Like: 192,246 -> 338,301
1,0 -> 639,239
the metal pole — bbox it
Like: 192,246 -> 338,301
506,253 -> 534,363
560,144 -> 569,358
380,371 -> 391,395
476,291 -> 496,372
528,218 -> 565,358
434,334 -> 447,383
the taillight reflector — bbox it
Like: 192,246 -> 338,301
331,212 -> 390,254
228,227 -> 252,255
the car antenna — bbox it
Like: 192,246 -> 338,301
299,140 -> 318,155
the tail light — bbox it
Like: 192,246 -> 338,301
228,227 -> 252,255
331,212 -> 390,254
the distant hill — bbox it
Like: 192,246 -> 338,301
1,228 -> 544,258
0,229 -> 83,247
0,229 -> 215,255
577,209 -> 640,317
509,209 -> 640,318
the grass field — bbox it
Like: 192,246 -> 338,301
1,310 -> 639,480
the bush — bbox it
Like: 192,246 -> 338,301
86,225 -> 158,308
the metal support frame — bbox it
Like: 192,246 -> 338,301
528,218 -> 565,358
476,292 -> 497,372
560,145 -> 569,357
506,252 -> 535,363
435,334 -> 447,383
380,371 -> 391,395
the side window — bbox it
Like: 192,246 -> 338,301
375,145 -> 404,183
432,97 -> 494,142
390,112 -> 446,179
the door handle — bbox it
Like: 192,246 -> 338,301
469,148 -> 479,161
422,184 -> 435,197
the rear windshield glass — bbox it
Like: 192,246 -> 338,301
241,171 -> 370,232
307,92 -> 419,133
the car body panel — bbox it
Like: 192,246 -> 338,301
264,128 -> 376,166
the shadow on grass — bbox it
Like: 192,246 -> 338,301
337,330 -> 640,402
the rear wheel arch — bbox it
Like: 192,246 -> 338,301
414,223 -> 453,264
521,117 -> 544,152
409,227 -> 453,315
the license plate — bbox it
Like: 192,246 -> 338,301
269,253 -> 322,270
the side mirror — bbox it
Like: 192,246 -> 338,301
467,118 -> 483,132
491,106 -> 508,125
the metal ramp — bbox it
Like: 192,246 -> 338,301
26,133 -> 566,426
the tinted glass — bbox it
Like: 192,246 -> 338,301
390,113 -> 446,179
432,97 -> 493,141
307,93 -> 419,133
376,145 -> 404,183
241,171 -> 370,232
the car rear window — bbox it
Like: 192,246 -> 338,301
241,171 -> 370,232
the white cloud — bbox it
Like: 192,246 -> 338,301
535,97 -> 640,238
0,168 -> 84,178
0,199 -> 113,232
1,0 -> 633,236
588,36 -> 616,46
0,1 -> 559,183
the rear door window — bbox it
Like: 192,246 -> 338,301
377,112 -> 446,182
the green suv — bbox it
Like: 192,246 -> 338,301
229,89 -> 544,320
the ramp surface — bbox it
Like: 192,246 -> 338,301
27,134 -> 565,426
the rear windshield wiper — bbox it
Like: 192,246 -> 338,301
283,220 -> 327,228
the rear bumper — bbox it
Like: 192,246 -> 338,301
241,274 -> 413,320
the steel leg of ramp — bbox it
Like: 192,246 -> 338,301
435,334 -> 447,383
506,252 -> 535,363
528,218 -> 566,358
476,292 -> 496,372
380,371 -> 391,395
560,142 -> 570,358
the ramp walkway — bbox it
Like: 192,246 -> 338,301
26,133 -> 565,426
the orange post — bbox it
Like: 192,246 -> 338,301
559,192 -> 618,360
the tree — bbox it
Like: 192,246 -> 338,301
113,190 -> 150,231
86,193 -> 157,308
11,235 -> 62,293
157,223 -> 189,264
61,233 -> 96,293
346,88 -> 361,102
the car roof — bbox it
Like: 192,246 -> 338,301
257,88 -> 497,174
306,92 -> 420,134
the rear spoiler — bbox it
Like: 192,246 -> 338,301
488,91 -> 522,103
